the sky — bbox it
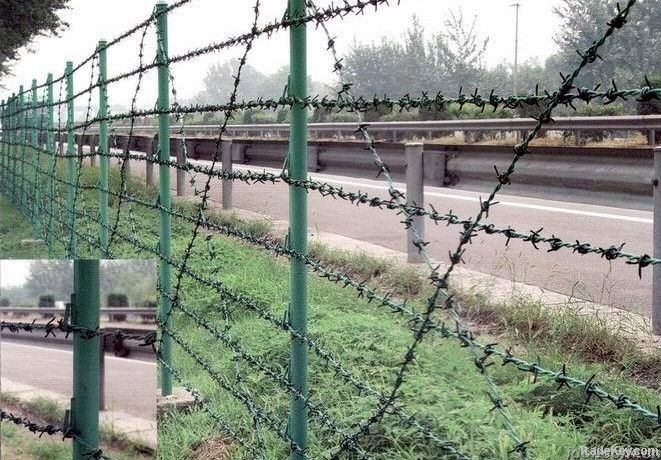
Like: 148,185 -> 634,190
0,260 -> 32,288
0,0 -> 562,109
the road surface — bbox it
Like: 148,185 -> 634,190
0,339 -> 156,420
116,156 -> 656,316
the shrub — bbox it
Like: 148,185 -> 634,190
38,295 -> 55,308
575,103 -> 626,143
379,110 -> 421,122
637,75 -> 661,143
637,75 -> 661,116
251,111 -> 278,124
107,293 -> 129,322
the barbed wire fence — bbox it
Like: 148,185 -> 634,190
1,0 -> 660,459
0,260 -> 156,459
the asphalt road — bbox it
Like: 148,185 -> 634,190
0,339 -> 156,420
123,157 -> 654,316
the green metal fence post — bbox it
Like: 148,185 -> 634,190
72,259 -> 101,459
0,99 -> 5,188
98,40 -> 109,256
1,98 -> 8,192
288,0 -> 309,457
10,93 -> 16,203
156,0 -> 173,396
66,61 -> 77,257
18,85 -> 26,214
30,79 -> 41,232
46,73 -> 55,254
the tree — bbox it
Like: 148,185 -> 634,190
14,260 -> 156,307
553,0 -> 661,88
0,1 -> 70,78
343,9 -> 490,120
197,62 -> 266,103
431,10 -> 489,93
196,62 -> 319,104
23,260 -> 73,303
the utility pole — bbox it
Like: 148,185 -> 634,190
511,2 -> 520,96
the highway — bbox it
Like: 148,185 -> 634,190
0,339 -> 156,420
168,159 -> 652,316
113,155 -> 654,316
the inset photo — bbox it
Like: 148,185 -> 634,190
0,259 -> 156,460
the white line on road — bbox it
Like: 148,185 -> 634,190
0,341 -> 157,366
230,164 -> 652,224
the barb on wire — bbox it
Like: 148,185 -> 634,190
0,317 -> 157,348
0,409 -> 65,437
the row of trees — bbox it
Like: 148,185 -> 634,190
1,260 -> 156,307
192,0 -> 660,123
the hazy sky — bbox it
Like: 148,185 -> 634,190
0,0 -> 562,108
0,261 -> 31,288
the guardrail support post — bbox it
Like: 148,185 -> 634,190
58,132 -> 64,156
156,0 -> 173,397
72,259 -> 101,460
406,142 -> 425,263
89,134 -> 97,167
176,138 -> 186,196
307,144 -> 319,172
649,130 -> 656,146
99,336 -> 106,411
120,135 -> 131,179
146,135 -> 155,187
98,40 -> 109,257
654,147 -> 661,334
221,139 -> 232,210
288,0 -> 309,457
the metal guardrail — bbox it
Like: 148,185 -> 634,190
60,121 -> 661,310
0,307 -> 156,315
93,115 -> 661,144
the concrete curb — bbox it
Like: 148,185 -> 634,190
0,377 -> 156,451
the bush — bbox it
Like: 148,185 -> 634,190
38,295 -> 55,308
142,299 -> 157,309
276,109 -> 289,123
447,103 -> 515,142
637,75 -> 661,115
637,75 -> 661,143
417,106 -> 452,121
379,110 -> 421,122
325,112 -> 361,123
107,293 -> 128,307
0,298 -> 9,307
107,293 -> 129,322
575,103 -> 626,117
515,100 -> 550,120
575,103 -> 626,143
252,111 -> 279,124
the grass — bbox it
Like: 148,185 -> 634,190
460,290 -> 661,389
307,240 -> 425,297
1,159 -> 660,459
